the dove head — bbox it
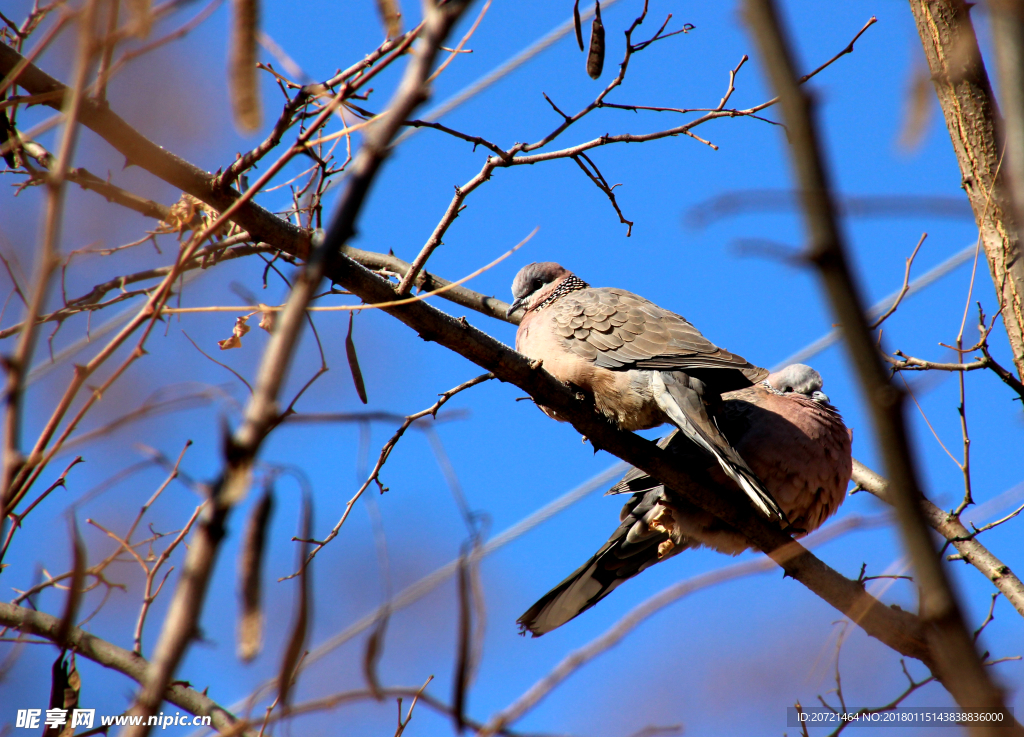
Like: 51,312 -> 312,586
767,364 -> 830,403
508,262 -> 584,318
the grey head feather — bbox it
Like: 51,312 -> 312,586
508,262 -> 587,317
767,364 -> 824,398
511,262 -> 569,301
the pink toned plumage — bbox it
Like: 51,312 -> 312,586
509,261 -> 782,521
518,364 -> 853,636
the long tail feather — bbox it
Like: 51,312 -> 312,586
650,371 -> 786,522
518,492 -> 671,636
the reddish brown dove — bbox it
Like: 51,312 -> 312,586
518,364 -> 853,636
508,261 -> 784,521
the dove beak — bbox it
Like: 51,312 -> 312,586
507,297 -> 525,319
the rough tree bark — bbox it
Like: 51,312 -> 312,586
908,0 -> 1024,380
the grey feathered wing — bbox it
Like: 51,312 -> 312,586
651,371 -> 786,520
549,288 -> 783,520
521,381 -> 852,636
548,288 -> 768,391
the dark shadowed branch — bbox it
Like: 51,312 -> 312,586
121,4 -> 474,734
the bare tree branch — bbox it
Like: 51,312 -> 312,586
317,252 -> 932,669
908,0 -> 1024,380
870,233 -> 926,329
743,0 -> 1015,724
0,4 -> 962,705
1,0 -> 100,530
122,5 -> 475,734
0,601 -> 245,735
0,42 -> 312,261
852,460 -> 1024,620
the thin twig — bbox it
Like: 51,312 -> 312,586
852,460 -> 1024,625
283,373 -> 494,580
870,233 -> 926,329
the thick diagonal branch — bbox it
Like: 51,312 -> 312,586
908,0 -> 1024,380
321,252 -> 930,667
853,460 -> 1024,619
745,0 -> 1014,726
0,17 -> 941,685
0,602 -> 244,734
122,4 -> 474,736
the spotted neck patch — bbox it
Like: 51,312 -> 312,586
536,275 -> 590,311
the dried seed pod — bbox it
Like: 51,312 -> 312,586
451,548 -> 472,733
363,611 -> 388,700
277,494 -> 312,708
0,111 -> 16,168
229,0 -> 261,134
47,653 -> 80,737
55,517 -> 86,648
346,312 -> 368,404
573,0 -> 584,51
237,487 -> 273,662
587,1 -> 605,80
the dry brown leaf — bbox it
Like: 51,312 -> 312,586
258,305 -> 275,333
125,0 -> 153,38
158,193 -> 233,238
218,314 -> 251,350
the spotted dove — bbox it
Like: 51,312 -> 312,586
517,364 -> 853,636
508,261 -> 784,521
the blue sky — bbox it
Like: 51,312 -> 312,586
2,1 -> 1023,735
